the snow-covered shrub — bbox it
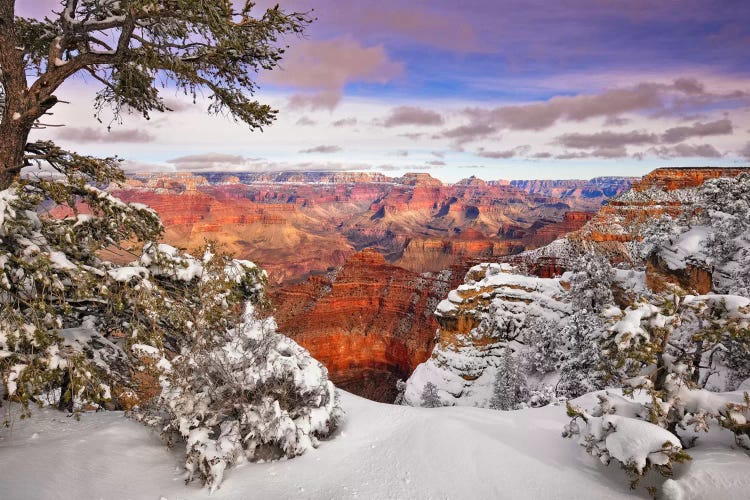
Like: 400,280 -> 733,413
122,244 -> 343,491
563,392 -> 691,489
158,303 -> 341,492
525,383 -> 559,408
565,293 -> 750,489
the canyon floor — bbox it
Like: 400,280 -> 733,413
1,391 -> 747,500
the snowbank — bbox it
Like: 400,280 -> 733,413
2,391 -> 749,499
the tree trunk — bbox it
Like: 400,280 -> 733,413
0,121 -> 30,189
0,0 -> 31,190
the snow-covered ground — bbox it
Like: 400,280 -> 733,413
2,391 -> 748,499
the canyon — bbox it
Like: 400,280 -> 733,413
110,171 -> 633,401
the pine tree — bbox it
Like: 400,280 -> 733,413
1,0 -> 311,187
568,252 -> 614,313
490,349 -> 526,410
556,310 -> 607,399
421,381 -> 442,408
524,316 -> 564,375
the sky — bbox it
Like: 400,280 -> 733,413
17,0 -> 750,181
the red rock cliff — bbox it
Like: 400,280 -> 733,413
271,250 -> 466,402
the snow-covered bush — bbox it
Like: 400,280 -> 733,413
120,243 -> 343,491
565,293 -> 750,489
158,303 -> 341,492
0,155 -> 163,416
563,392 -> 691,489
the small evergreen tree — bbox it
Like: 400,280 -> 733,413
524,316 -> 564,375
556,310 -> 607,399
568,252 -> 614,313
489,349 -> 527,410
420,381 -> 442,408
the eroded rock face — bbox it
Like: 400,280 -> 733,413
271,250 -> 465,402
631,167 -> 750,192
510,177 -> 635,211
112,171 -> 604,284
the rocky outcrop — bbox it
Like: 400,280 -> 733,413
631,167 -> 750,192
403,263 -> 570,406
271,250 -> 466,402
505,167 -> 750,288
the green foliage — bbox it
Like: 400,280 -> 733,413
12,1 -> 311,129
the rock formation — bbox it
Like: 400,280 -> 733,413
403,263 -> 570,406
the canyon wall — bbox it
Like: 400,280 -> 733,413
271,250 -> 466,402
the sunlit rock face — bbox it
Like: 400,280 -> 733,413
271,250 -> 466,402
111,171 -> 608,283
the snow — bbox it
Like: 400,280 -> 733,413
2,391 -> 748,499
131,343 -> 160,358
659,226 -> 711,271
107,265 -> 149,282
0,391 -> 705,500
48,250 -> 77,271
600,414 -> 681,471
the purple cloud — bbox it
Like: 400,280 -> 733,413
55,127 -> 155,143
661,119 -> 733,143
650,144 -> 723,158
299,145 -> 342,154
381,106 -> 444,127
476,145 -> 531,159
556,131 -> 658,149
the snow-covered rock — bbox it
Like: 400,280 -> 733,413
405,263 -> 570,407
